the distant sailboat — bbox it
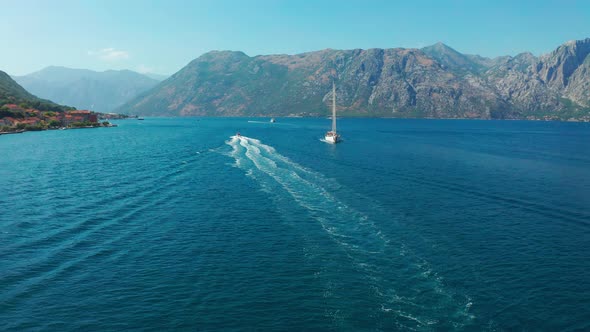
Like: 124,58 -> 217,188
324,82 -> 341,144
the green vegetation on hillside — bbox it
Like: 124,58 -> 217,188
0,70 -> 76,113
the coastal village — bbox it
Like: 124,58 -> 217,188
0,103 -> 118,134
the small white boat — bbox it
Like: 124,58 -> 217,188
270,118 -> 276,123
325,82 -> 341,144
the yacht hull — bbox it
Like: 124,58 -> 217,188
324,133 -> 341,144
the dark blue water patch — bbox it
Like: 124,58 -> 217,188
1,117 -> 589,331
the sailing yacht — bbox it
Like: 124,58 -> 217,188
325,82 -> 341,144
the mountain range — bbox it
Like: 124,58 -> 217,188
117,38 -> 590,120
13,67 -> 163,113
0,70 -> 73,113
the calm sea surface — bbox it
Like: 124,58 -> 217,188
1,118 -> 589,331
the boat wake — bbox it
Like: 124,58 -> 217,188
247,120 -> 272,124
228,135 -> 386,253
247,120 -> 291,126
225,135 -> 476,329
319,138 -> 344,144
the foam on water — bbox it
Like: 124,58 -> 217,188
225,135 -> 475,329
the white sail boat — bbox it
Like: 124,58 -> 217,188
325,82 -> 341,144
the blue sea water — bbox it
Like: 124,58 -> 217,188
1,117 -> 589,331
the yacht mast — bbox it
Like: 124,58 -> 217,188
332,82 -> 337,133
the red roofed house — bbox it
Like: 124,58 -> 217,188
0,117 -> 16,126
3,104 -> 21,110
62,110 -> 97,126
69,110 -> 91,115
16,117 -> 41,125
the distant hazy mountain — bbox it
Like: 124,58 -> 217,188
142,73 -> 169,81
13,67 -> 160,113
118,38 -> 590,120
0,70 -> 73,112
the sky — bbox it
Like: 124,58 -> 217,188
1,0 -> 589,76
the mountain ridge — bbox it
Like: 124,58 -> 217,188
112,38 -> 589,120
13,67 -> 161,113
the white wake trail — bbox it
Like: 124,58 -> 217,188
224,135 -> 476,329
231,135 -> 386,253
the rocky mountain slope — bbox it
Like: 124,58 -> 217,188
118,38 -> 590,120
13,67 -> 160,113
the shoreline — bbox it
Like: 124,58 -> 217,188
0,124 -> 117,136
0,129 -> 25,135
127,115 -> 590,123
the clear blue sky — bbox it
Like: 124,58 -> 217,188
1,0 -> 589,76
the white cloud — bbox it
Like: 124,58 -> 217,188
88,48 -> 130,61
